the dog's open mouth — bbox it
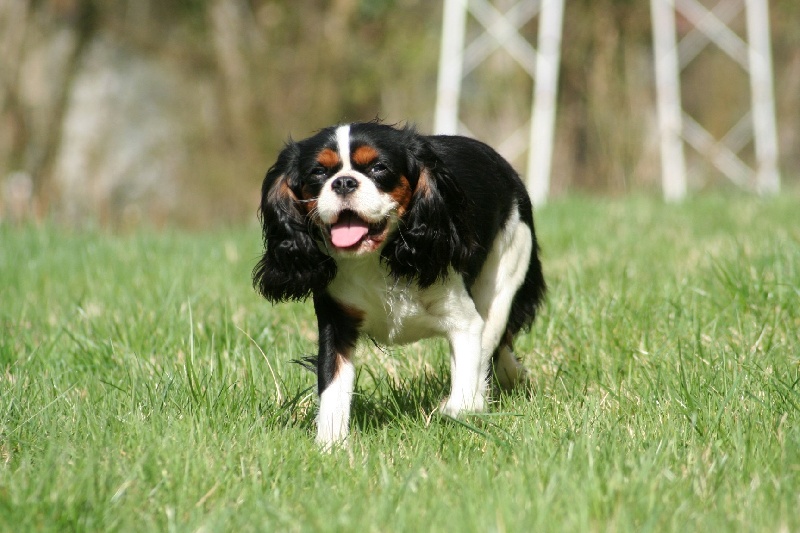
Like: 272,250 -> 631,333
328,210 -> 389,251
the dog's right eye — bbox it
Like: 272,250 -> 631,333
309,167 -> 327,178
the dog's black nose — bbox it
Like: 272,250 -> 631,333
331,176 -> 359,196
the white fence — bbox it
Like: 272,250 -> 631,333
435,0 -> 780,203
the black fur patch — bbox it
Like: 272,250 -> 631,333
253,142 -> 337,302
313,293 -> 362,394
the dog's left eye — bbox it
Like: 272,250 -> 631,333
371,163 -> 388,175
309,167 -> 327,178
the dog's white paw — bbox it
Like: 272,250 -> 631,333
439,392 -> 487,419
315,430 -> 349,453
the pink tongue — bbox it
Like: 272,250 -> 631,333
330,212 -> 369,248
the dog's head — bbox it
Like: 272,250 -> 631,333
253,122 -> 477,302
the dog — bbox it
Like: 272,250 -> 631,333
253,122 -> 546,448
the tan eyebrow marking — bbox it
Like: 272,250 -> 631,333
352,145 -> 379,166
317,148 -> 340,168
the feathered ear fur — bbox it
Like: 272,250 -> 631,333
253,142 -> 336,302
380,131 -> 480,288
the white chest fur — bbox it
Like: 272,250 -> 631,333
326,255 -> 477,346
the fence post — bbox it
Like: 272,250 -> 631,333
650,0 -> 780,198
745,0 -> 780,194
650,0 -> 688,201
527,0 -> 565,207
434,0 -> 468,135
434,0 -> 564,206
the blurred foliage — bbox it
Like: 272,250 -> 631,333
0,0 -> 797,226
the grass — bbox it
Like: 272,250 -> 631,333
1,193 -> 799,532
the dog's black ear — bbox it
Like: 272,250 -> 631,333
381,133 -> 479,288
253,142 -> 336,302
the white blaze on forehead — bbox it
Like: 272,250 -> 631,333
335,124 -> 352,171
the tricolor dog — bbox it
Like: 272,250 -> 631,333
253,122 -> 546,448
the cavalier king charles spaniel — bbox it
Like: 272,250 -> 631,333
253,122 -> 545,448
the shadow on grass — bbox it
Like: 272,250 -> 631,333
272,355 -> 543,446
350,368 -> 449,433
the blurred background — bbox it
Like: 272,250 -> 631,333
1,0 -> 798,228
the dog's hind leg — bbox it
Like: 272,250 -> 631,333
492,333 -> 529,390
440,314 -> 488,417
470,210 -> 534,389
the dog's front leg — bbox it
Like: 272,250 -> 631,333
441,312 -> 489,418
313,293 -> 361,450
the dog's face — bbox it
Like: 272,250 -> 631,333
295,123 -> 415,256
253,122 -> 473,303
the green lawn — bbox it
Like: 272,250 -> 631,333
1,194 -> 799,532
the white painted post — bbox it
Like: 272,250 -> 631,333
745,0 -> 780,194
434,0 -> 563,205
527,0 -> 564,207
650,0 -> 687,201
434,0 -> 468,135
651,0 -> 780,198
